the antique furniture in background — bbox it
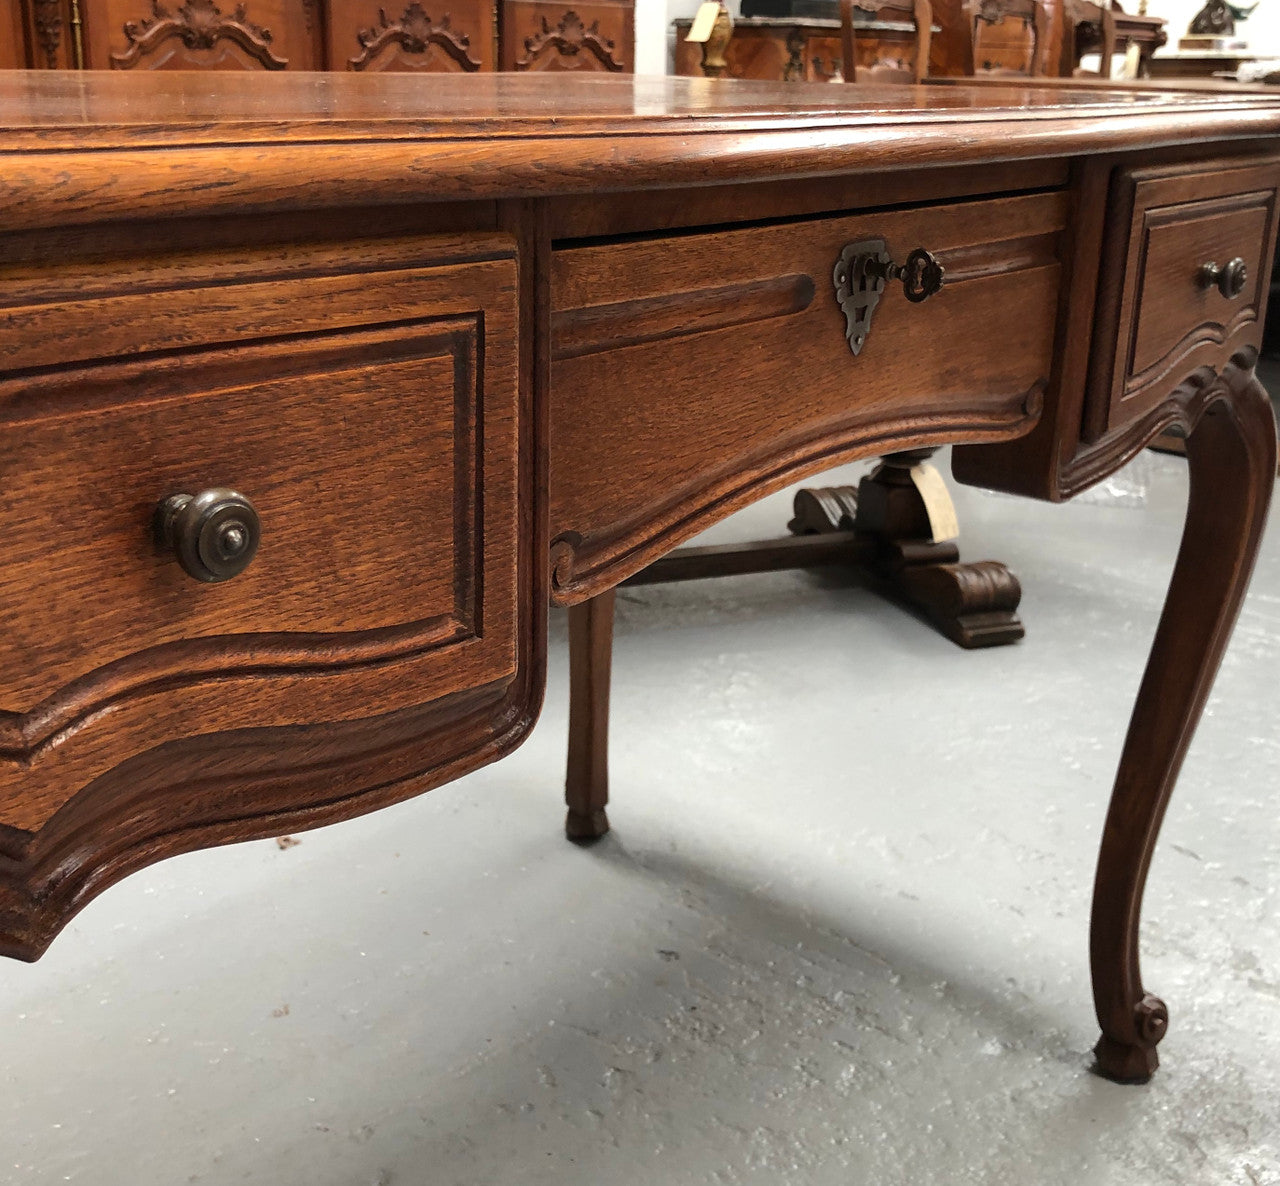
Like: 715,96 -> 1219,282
672,0 -> 1157,80
0,0 -> 634,71
1149,0 -> 1256,77
1149,47 -> 1261,76
840,0 -> 931,79
964,0 -> 1050,74
1059,0 -> 1165,77
1064,0 -> 1117,76
673,10 -> 927,81
0,73 -> 1278,1090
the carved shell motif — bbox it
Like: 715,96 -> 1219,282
349,3 -> 483,70
111,0 -> 288,68
516,9 -> 625,70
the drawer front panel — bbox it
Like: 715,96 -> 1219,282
1086,159 -> 1280,440
0,236 -> 521,836
548,191 -> 1065,600
0,320 -> 486,711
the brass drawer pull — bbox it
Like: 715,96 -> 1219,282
1198,256 -> 1248,299
834,239 -> 945,355
156,488 -> 261,583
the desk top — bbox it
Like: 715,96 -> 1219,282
2,72 -> 1280,230
4,70 -> 1280,138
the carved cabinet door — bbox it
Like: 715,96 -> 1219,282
327,0 -> 493,71
500,0 -> 632,71
83,0 -> 323,69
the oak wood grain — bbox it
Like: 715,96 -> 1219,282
3,75 -> 1280,234
0,232 -> 531,913
548,190 -> 1064,601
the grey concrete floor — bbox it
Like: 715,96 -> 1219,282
2,448 -> 1279,1186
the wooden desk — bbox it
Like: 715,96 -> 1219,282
0,72 -> 1276,1086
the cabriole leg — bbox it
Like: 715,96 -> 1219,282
565,589 -> 615,842
1091,365 -> 1276,1083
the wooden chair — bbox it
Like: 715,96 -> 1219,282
840,0 -> 933,84
1063,0 -> 1119,79
963,0 -> 1050,77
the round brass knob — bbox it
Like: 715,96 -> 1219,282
156,488 -> 260,583
1199,257 -> 1248,300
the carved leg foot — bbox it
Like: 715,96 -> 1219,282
788,449 -> 1023,649
565,589 -> 615,843
1091,362 -> 1276,1083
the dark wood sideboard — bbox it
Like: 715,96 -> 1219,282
0,72 -> 1277,1088
0,0 -> 634,71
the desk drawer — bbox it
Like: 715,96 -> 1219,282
1085,158 -> 1280,440
0,234 -> 522,839
548,191 -> 1065,600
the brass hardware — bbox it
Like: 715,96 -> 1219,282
69,0 -> 85,68
1198,257 -> 1248,299
833,240 -> 946,355
156,488 -> 261,583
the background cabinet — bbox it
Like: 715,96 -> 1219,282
4,0 -> 634,70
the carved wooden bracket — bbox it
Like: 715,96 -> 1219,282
349,3 -> 482,70
516,10 -> 625,71
110,0 -> 288,69
33,0 -> 63,68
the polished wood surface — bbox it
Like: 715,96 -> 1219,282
4,74 -> 1280,231
0,71 -> 1277,1086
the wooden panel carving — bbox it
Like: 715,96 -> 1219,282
110,0 -> 289,67
0,233 -> 533,961
348,2 -> 482,69
547,191 -> 1066,602
515,9 -> 621,69
502,0 -> 631,70
31,0 -> 64,65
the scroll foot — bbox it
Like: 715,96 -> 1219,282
1093,994 -> 1168,1083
